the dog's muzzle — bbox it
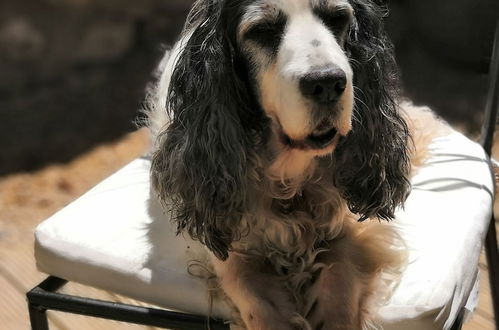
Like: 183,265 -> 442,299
288,66 -> 347,150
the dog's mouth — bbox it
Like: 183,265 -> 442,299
280,121 -> 339,151
305,126 -> 338,149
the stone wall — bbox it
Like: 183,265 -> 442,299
386,0 -> 499,132
0,0 -> 194,175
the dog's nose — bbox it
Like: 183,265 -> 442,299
299,68 -> 347,104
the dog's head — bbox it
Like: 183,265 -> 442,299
152,0 -> 410,260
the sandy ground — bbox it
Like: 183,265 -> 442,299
0,129 -> 150,231
0,129 -> 153,329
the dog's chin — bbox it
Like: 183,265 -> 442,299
275,117 -> 349,156
268,102 -> 352,153
266,105 -> 352,179
268,129 -> 342,180
309,133 -> 342,156
281,128 -> 341,154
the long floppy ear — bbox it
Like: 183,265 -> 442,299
151,0 -> 264,260
333,0 -> 411,221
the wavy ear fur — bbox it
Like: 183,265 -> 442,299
333,0 -> 411,221
151,0 -> 265,260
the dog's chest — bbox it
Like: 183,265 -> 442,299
245,193 -> 343,257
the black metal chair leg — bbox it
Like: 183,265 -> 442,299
480,21 -> 499,330
27,277 -> 68,330
450,309 -> 464,330
28,303 -> 49,330
26,276 -> 230,330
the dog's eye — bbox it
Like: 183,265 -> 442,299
244,20 -> 286,51
318,9 -> 352,35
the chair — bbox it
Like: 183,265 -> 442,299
27,25 -> 499,330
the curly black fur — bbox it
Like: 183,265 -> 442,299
151,0 -> 268,260
332,0 -> 410,221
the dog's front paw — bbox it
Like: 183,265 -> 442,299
236,285 -> 307,330
241,301 -> 296,330
304,265 -> 364,330
305,296 -> 359,330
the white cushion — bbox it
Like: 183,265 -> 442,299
378,132 -> 493,329
35,132 -> 494,329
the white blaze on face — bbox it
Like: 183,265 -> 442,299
259,0 -> 353,140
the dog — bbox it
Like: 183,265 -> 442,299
145,0 -> 451,329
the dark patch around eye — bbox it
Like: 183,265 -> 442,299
314,7 -> 351,36
244,13 -> 287,53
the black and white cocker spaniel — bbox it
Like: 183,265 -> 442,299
146,0 -> 451,329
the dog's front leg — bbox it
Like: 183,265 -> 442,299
305,260 -> 366,330
211,252 -> 299,330
304,224 -> 402,330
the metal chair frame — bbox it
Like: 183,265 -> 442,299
26,24 -> 499,330
26,276 -> 229,330
25,277 -> 464,330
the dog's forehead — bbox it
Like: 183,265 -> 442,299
239,0 -> 351,34
241,0 -> 349,18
